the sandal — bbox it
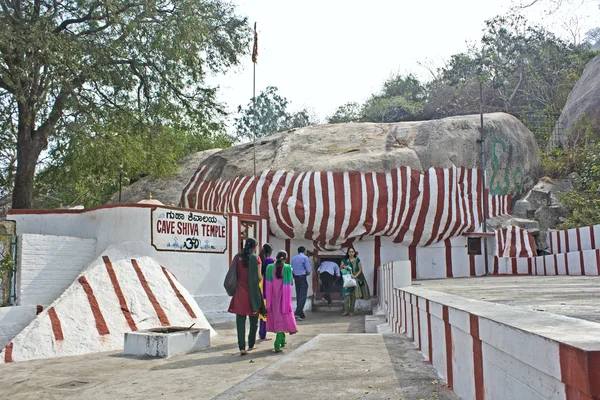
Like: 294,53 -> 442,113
240,350 -> 248,356
248,346 -> 258,351
342,312 -> 349,316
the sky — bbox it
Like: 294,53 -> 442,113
209,0 -> 600,131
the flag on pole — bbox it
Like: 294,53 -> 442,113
252,22 -> 258,64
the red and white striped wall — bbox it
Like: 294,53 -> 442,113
549,224 -> 600,254
0,251 -> 214,363
496,225 -> 536,258
385,284 -> 600,400
181,165 -> 511,251
493,224 -> 600,277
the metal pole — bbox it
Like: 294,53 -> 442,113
480,81 -> 489,275
252,22 -> 258,215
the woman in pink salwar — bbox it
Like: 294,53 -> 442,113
264,251 -> 298,352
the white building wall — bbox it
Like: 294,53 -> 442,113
18,234 -> 96,306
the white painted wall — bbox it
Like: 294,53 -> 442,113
17,234 -> 96,306
0,306 -> 37,348
9,207 -> 268,322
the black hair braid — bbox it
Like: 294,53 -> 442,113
241,238 -> 257,268
275,250 -> 287,279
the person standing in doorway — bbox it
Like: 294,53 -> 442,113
341,246 -> 370,316
290,246 -> 311,321
265,251 -> 298,352
228,238 -> 263,355
258,243 -> 274,341
317,260 -> 340,305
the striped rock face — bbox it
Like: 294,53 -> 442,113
0,254 -> 214,363
181,113 -> 540,250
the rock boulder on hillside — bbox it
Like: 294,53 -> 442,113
196,113 -> 541,196
552,54 -> 600,146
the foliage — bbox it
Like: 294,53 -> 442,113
361,74 -> 427,122
327,102 -> 362,124
234,86 -> 318,140
433,14 -> 596,123
35,111 -> 231,208
0,0 -> 250,208
542,115 -> 600,228
0,235 -> 15,305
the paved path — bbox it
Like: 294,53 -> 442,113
419,275 -> 600,323
0,312 -> 456,400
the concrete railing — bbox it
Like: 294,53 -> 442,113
391,286 -> 600,400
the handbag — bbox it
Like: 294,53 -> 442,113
223,255 -> 239,296
342,273 -> 357,288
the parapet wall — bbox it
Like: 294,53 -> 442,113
389,285 -> 600,400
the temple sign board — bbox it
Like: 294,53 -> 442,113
151,207 -> 227,253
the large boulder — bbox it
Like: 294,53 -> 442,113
197,113 -> 541,196
552,54 -> 600,146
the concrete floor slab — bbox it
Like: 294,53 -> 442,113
0,312 -> 453,400
418,275 -> 600,323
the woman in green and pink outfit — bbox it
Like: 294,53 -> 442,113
264,251 -> 298,352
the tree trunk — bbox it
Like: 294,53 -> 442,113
12,103 -> 45,209
12,135 -> 43,209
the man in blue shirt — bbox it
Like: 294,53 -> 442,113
290,246 -> 311,320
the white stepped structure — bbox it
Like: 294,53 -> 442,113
0,248 -> 214,363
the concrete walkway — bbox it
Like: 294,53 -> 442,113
0,312 -> 456,400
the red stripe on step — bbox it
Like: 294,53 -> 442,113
161,266 -> 197,319
131,259 -> 171,326
445,239 -> 453,278
373,236 -> 381,296
3,343 -> 13,363
47,306 -> 65,340
469,254 -> 476,276
426,301 -> 433,363
416,299 -> 422,350
78,277 -> 110,336
442,305 -> 453,388
470,315 -> 484,400
103,256 -> 137,331
408,245 -> 417,279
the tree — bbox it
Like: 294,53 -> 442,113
361,74 -> 427,123
0,0 -> 250,209
234,86 -> 317,140
327,102 -> 362,124
34,111 -> 232,208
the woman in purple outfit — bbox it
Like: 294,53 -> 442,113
264,250 -> 298,352
258,243 -> 274,341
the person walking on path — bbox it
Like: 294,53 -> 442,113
264,251 -> 298,352
258,243 -> 275,341
317,260 -> 340,305
341,246 -> 370,316
228,238 -> 263,355
290,246 -> 311,320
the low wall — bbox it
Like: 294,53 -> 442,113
549,224 -> 600,254
390,286 -> 600,400
18,234 -> 96,306
0,306 -> 37,349
495,249 -> 600,276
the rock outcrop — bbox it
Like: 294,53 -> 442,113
194,113 -> 541,196
552,54 -> 600,146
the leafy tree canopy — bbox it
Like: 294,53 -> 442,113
327,102 -> 362,124
234,86 -> 318,140
0,0 -> 250,208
